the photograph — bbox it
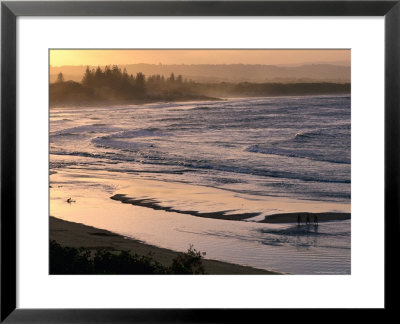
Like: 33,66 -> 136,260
3,0 -> 397,319
49,49 -> 351,275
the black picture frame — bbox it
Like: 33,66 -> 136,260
1,0 -> 399,322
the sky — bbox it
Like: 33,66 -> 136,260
50,49 -> 350,66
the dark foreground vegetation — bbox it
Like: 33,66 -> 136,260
50,240 -> 206,274
50,65 -> 350,106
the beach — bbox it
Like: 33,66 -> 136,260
50,216 -> 276,274
50,96 -> 351,274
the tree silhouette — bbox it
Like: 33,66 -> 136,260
82,66 -> 93,86
135,72 -> 146,95
56,72 -> 64,83
51,64 -> 349,107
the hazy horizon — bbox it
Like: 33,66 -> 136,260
50,49 -> 350,67
50,61 -> 350,68
50,62 -> 350,84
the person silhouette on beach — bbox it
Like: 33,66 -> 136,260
297,214 -> 301,226
313,214 -> 318,226
306,214 -> 310,225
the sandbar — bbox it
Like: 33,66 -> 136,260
261,212 -> 350,223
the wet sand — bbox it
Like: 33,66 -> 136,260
50,216 -> 278,274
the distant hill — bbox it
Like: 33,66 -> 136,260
50,63 -> 350,84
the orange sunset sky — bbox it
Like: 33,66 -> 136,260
50,49 -> 350,66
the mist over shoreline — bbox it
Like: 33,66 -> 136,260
50,63 -> 350,84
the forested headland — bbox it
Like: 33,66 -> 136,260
50,65 -> 350,107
